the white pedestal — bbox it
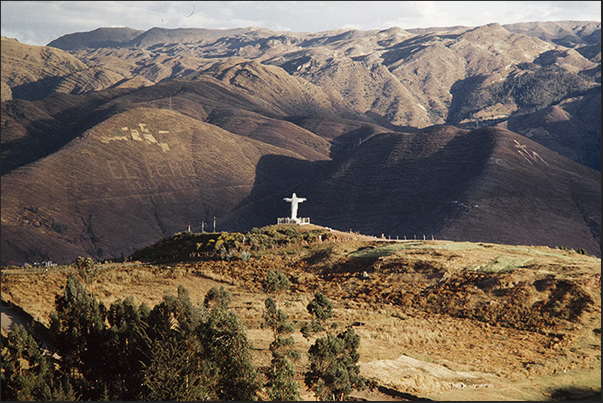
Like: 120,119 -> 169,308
277,217 -> 310,225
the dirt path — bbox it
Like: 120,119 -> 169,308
1,299 -> 34,334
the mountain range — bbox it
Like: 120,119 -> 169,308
1,21 -> 600,264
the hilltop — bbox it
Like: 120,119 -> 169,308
2,225 -> 600,400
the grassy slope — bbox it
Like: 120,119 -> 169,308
1,225 -> 600,401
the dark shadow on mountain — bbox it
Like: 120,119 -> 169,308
1,91 -> 126,174
533,49 -> 572,67
379,34 -> 436,63
446,75 -> 490,124
306,128 -> 495,238
327,125 -> 384,160
10,76 -> 65,101
363,111 -> 418,133
222,126 -> 496,239
506,88 -> 601,171
218,154 -> 330,231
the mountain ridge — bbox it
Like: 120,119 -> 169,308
28,21 -> 601,170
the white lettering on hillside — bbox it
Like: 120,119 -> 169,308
514,140 -> 548,165
100,122 -> 171,152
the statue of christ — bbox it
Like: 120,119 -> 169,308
284,193 -> 306,220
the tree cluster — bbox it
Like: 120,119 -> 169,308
2,268 -> 366,401
2,275 -> 258,401
301,291 -> 367,401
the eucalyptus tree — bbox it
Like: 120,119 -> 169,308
302,291 -> 367,401
262,271 -> 301,401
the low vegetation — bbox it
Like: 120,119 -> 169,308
2,225 -> 600,401
130,225 -> 332,262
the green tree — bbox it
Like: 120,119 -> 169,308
140,285 -> 208,401
301,290 -> 335,337
140,332 -> 209,401
262,297 -> 301,400
262,269 -> 291,294
197,286 -> 260,400
302,292 -> 366,400
102,296 -> 149,400
48,274 -> 107,391
1,324 -> 57,401
203,285 -> 232,310
74,256 -> 99,295
140,285 -> 259,401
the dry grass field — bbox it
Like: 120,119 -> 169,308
2,226 -> 600,401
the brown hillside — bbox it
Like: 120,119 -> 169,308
505,88 -> 602,170
2,232 -> 600,400
503,21 -> 602,48
40,23 -> 600,169
1,37 -> 89,101
46,27 -> 145,50
0,107 -> 305,264
54,24 -> 598,129
206,108 -> 332,160
1,22 -> 600,264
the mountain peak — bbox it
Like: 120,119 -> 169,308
1,36 -> 20,43
460,22 -> 510,40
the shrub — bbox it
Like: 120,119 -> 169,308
263,270 -> 291,294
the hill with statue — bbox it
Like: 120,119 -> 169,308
2,224 -> 600,400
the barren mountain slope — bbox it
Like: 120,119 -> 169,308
0,64 -> 394,265
48,24 -> 599,129
2,104 -> 599,265
1,37 -> 90,101
44,27 -> 145,50
1,22 -> 601,265
1,62 -> 364,175
1,89 -> 128,174
0,107 -> 310,265
39,23 -> 601,169
505,87 -> 601,170
503,21 -> 601,48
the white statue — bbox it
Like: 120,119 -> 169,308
284,193 -> 306,220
